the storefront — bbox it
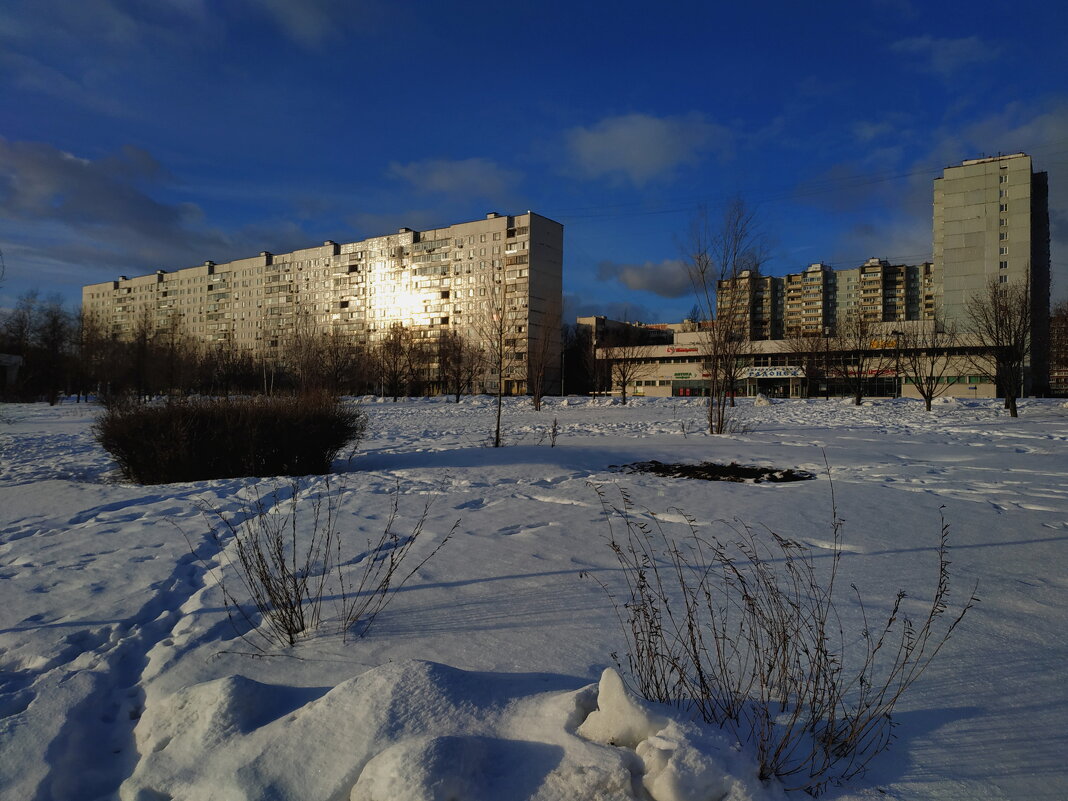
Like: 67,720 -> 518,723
740,365 -> 806,398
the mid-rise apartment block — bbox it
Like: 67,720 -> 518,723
717,258 -> 938,341
782,263 -> 838,337
715,270 -> 782,340
83,212 -> 563,395
835,258 -> 937,325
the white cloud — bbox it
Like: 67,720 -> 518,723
567,113 -> 732,186
388,158 -> 522,201
890,35 -> 997,79
563,293 -> 660,325
348,209 -> 455,238
596,259 -> 693,298
252,0 -> 378,48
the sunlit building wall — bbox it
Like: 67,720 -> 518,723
82,212 -> 563,395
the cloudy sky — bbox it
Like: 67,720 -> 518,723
2,0 -> 1067,321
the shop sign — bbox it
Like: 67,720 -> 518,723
673,372 -> 693,379
743,366 -> 805,378
667,346 -> 700,354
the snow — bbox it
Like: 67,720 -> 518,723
2,395 -> 1068,800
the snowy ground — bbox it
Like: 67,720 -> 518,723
1,395 -> 1067,800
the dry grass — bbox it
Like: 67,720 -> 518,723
198,478 -> 454,650
585,482 -> 977,795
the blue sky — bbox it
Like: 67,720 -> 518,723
2,0 -> 1067,322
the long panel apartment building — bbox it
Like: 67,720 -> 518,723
83,212 -> 563,395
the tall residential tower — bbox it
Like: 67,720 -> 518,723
934,153 -> 1050,392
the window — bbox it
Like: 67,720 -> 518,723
999,189 -> 1007,198
1000,260 -> 1008,270
1000,218 -> 1007,226
999,275 -> 1008,283
999,174 -> 1007,183
1000,203 -> 1008,212
999,246 -> 1008,255
999,232 -> 1008,240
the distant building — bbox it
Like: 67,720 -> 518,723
716,258 -> 937,341
715,269 -> 782,340
709,153 -> 1050,392
587,318 -> 995,400
593,154 -> 1054,401
83,212 -> 563,395
782,263 -> 837,338
933,153 -> 1050,394
834,258 -> 938,327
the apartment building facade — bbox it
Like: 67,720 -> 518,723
715,269 -> 782,340
716,258 -> 938,342
83,212 -> 563,395
934,153 -> 1050,394
835,258 -> 938,325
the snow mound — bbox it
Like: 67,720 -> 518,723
122,661 -> 775,801
753,393 -> 773,407
578,668 -> 772,801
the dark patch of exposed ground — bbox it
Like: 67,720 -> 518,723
611,460 -> 815,483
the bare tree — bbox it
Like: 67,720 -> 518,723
894,318 -> 960,411
287,303 -> 326,393
438,329 -> 484,403
153,311 -> 197,397
685,198 -> 766,432
526,305 -> 561,410
475,287 -> 525,447
403,331 -> 433,397
2,290 -> 38,357
1051,299 -> 1068,396
603,326 -> 657,405
74,309 -> 108,401
682,303 -> 703,332
36,296 -> 75,405
782,333 -> 833,399
129,305 -> 157,401
1,292 -> 77,403
318,329 -> 368,395
827,315 -> 895,405
966,276 -> 1031,417
375,323 -> 415,402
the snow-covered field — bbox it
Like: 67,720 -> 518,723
2,395 -> 1067,801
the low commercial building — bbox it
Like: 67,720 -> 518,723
593,320 -> 998,400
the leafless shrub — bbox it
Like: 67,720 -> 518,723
585,482 -> 976,795
197,479 -> 453,650
96,392 -> 365,483
335,488 -> 457,643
